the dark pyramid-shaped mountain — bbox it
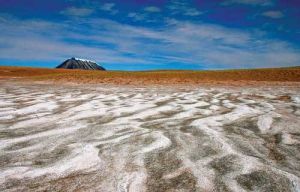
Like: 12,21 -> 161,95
56,58 -> 106,70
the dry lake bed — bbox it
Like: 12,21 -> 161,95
0,81 -> 300,192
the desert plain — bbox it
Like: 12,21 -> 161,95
0,66 -> 300,191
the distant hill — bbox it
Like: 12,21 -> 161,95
56,57 -> 105,70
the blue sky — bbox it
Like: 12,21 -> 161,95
0,0 -> 299,70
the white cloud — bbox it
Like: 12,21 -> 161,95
262,11 -> 284,19
223,0 -> 273,6
101,3 -> 115,11
184,8 -> 202,16
127,12 -> 157,23
60,7 -> 94,17
0,16 -> 299,69
127,12 -> 146,21
127,6 -> 162,22
144,6 -> 161,12
167,1 -> 202,17
100,3 -> 118,15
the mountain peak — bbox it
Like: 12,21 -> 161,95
56,58 -> 106,71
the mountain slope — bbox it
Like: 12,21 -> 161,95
56,58 -> 105,70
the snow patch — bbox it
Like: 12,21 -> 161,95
74,57 -> 96,63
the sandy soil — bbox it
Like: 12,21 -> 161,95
0,80 -> 300,192
0,66 -> 300,86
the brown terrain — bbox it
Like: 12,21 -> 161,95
0,66 -> 300,86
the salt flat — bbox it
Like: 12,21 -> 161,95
0,82 -> 300,192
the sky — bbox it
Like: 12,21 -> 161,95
0,0 -> 299,71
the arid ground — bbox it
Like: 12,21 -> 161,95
0,67 -> 300,191
1,66 -> 300,85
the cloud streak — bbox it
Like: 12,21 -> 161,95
167,1 -> 202,17
144,6 -> 161,12
223,0 -> 273,6
262,11 -> 284,19
100,3 -> 118,15
60,7 -> 94,17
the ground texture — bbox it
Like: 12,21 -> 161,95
0,81 -> 300,192
1,66 -> 300,85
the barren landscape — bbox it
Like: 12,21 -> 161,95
2,0 -> 300,191
1,73 -> 300,191
1,66 -> 300,85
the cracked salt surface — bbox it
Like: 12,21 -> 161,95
0,82 -> 300,192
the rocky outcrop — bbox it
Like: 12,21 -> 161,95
56,58 -> 105,70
